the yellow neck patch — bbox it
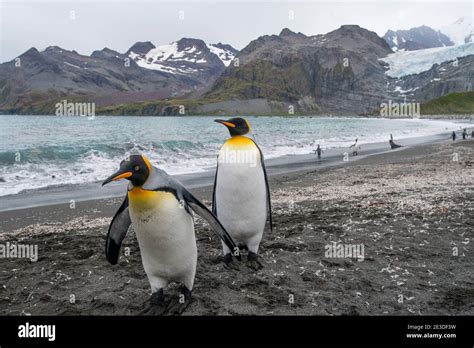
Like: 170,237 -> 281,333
128,187 -> 175,212
224,135 -> 255,149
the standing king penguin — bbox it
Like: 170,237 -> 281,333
213,118 -> 272,270
102,154 -> 238,315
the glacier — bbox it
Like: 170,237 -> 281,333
380,42 -> 474,78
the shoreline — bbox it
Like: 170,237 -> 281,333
0,130 -> 459,213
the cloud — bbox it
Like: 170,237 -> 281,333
0,0 -> 471,62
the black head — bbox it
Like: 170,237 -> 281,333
214,117 -> 250,136
102,154 -> 152,187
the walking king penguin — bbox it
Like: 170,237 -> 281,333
102,154 -> 238,315
213,118 -> 272,270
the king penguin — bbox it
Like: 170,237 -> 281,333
102,154 -> 238,315
213,118 -> 272,270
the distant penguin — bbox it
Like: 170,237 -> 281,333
314,144 -> 323,160
349,138 -> 360,156
213,118 -> 272,270
462,128 -> 468,140
102,155 -> 238,315
389,134 -> 403,149
452,131 -> 456,141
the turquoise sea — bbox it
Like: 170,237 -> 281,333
0,115 -> 472,196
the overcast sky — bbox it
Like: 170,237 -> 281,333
0,0 -> 472,62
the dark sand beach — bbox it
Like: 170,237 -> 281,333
0,139 -> 472,315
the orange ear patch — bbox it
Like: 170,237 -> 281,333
142,155 -> 152,173
244,119 -> 251,131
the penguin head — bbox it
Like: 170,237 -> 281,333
102,154 -> 152,187
214,117 -> 250,136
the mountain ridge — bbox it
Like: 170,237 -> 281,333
383,25 -> 453,51
1,23 -> 473,116
0,38 -> 239,113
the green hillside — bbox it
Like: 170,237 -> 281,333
421,92 -> 474,115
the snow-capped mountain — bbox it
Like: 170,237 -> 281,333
1,25 -> 471,116
128,38 -> 238,77
439,17 -> 473,45
383,25 -> 453,51
0,38 -> 239,114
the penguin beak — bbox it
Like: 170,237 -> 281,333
214,119 -> 236,128
102,170 -> 133,186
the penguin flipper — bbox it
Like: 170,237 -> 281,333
106,195 -> 131,265
250,139 -> 273,232
182,188 -> 240,260
211,158 -> 219,215
261,155 -> 273,232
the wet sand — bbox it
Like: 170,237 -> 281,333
0,139 -> 472,315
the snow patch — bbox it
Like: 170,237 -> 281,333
64,61 -> 81,69
392,36 -> 398,47
208,44 -> 236,66
394,86 -> 419,94
127,40 -> 237,74
145,43 -> 180,63
129,42 -> 202,75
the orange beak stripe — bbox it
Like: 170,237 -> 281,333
112,172 -> 133,181
222,121 -> 236,128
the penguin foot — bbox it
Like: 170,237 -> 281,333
166,287 -> 192,315
246,251 -> 263,271
223,253 -> 240,271
140,289 -> 168,316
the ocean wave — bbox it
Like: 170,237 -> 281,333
0,116 -> 472,196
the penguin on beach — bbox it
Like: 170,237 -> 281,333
213,118 -> 272,270
102,154 -> 238,315
349,138 -> 360,156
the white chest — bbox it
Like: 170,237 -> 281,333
215,140 -> 268,238
127,188 -> 197,281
